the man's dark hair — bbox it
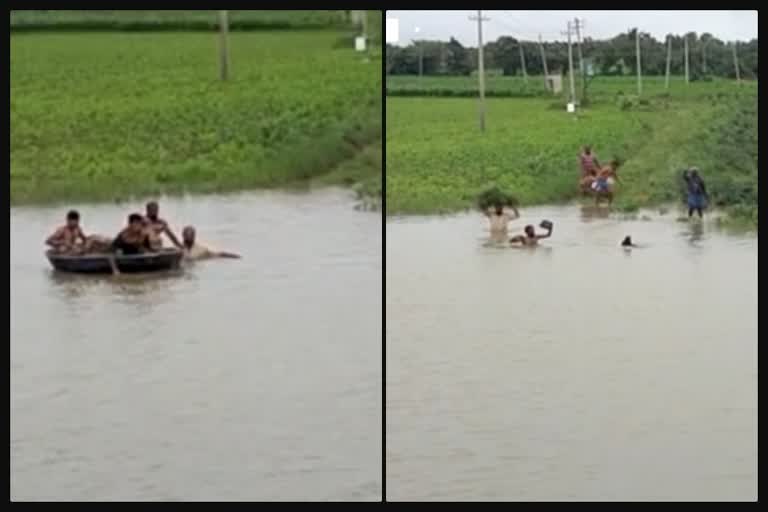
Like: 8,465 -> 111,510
622,236 -> 633,247
146,201 -> 158,209
66,210 -> 80,221
128,213 -> 144,224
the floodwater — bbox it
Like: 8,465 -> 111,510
11,189 -> 381,501
386,205 -> 756,501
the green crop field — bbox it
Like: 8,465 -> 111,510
11,31 -> 382,205
386,76 -> 756,225
11,10 -> 351,31
387,74 -> 743,100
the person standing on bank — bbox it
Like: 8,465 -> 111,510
683,168 -> 708,219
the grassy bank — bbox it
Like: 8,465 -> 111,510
385,76 -> 756,225
11,31 -> 381,205
314,141 -> 382,209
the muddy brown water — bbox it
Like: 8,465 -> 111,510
386,205 -> 756,501
11,189 -> 381,501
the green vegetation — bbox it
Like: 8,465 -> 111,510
386,77 -> 756,226
387,75 -> 742,100
11,10 -> 351,31
314,142 -> 382,209
388,75 -> 549,97
11,31 -> 381,205
476,186 -> 519,211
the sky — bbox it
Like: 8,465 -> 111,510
386,10 -> 757,45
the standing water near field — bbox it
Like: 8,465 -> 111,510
386,205 -> 756,501
11,189 -> 382,501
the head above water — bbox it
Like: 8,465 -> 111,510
66,210 -> 80,228
524,225 -> 535,237
182,225 -> 196,247
621,236 -> 633,247
145,201 -> 159,220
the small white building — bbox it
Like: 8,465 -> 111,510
545,74 -> 563,94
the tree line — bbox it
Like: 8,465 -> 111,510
386,29 -> 758,80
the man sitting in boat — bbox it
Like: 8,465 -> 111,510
144,201 -> 182,250
112,213 -> 153,255
509,221 -> 553,247
46,210 -> 88,254
46,210 -> 114,255
181,226 -> 240,261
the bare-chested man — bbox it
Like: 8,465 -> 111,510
112,213 -> 153,255
579,145 -> 601,192
46,210 -> 87,254
144,201 -> 182,250
509,222 -> 553,247
485,204 -> 520,241
181,226 -> 240,261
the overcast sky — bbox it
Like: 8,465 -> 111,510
387,10 -> 757,45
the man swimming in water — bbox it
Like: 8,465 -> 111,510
144,201 -> 182,249
509,222 -> 553,247
181,226 -> 241,261
485,204 -> 520,239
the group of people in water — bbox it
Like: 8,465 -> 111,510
482,145 -> 710,247
45,201 -> 240,262
484,204 -> 554,247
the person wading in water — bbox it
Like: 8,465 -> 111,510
485,204 -> 520,242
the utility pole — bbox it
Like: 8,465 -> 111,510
361,10 -> 371,62
470,10 -> 489,132
635,28 -> 642,95
684,34 -> 689,85
573,18 -> 585,101
518,42 -> 528,83
664,35 -> 672,89
218,10 -> 230,81
538,34 -> 550,92
414,27 -> 423,80
732,41 -> 741,84
419,43 -> 424,78
562,22 -> 576,106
